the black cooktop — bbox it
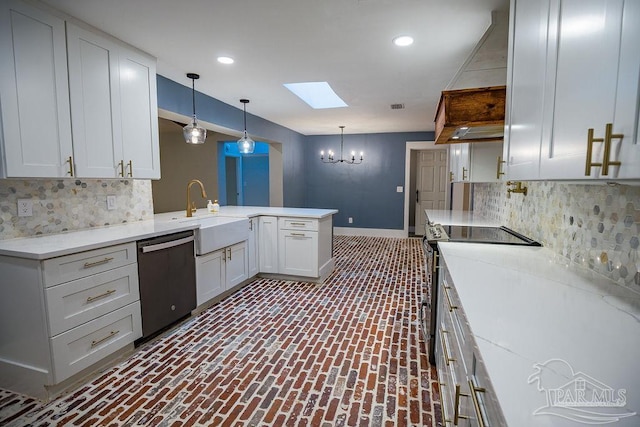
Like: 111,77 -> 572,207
444,225 -> 541,246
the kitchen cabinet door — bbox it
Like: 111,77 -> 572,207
259,216 -> 278,273
66,23 -> 121,178
195,249 -> 225,306
247,218 -> 259,278
0,0 -> 73,178
503,0 -> 549,180
67,22 -> 160,179
448,143 -> 470,183
278,229 -> 319,277
119,48 -> 160,179
226,241 -> 248,289
539,0 -> 639,179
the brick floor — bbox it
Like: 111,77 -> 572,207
0,236 -> 441,426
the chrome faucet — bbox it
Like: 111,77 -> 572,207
186,179 -> 208,217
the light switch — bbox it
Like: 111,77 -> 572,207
396,186 -> 403,193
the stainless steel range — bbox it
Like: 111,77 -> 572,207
420,222 -> 540,364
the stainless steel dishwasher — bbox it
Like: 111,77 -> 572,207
136,230 -> 196,341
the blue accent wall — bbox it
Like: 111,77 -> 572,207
304,132 -> 434,229
157,75 -> 435,230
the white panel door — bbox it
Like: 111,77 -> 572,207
415,150 -> 447,235
0,0 -> 73,178
195,250 -> 225,306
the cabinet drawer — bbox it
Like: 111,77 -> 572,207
278,217 -> 318,231
50,301 -> 142,383
42,242 -> 137,287
45,264 -> 140,336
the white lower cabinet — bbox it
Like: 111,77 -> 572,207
436,260 -> 506,426
195,241 -> 248,307
278,228 -> 319,277
258,216 -> 278,273
0,241 -> 142,400
248,218 -> 259,278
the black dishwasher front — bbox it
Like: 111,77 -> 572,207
136,230 -> 196,341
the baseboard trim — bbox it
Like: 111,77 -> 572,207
333,227 -> 407,238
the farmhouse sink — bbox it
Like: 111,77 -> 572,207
179,215 -> 249,255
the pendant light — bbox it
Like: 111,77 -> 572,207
183,73 -> 207,144
237,99 -> 255,154
320,126 -> 363,164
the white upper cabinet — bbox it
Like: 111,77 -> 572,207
67,23 -> 160,179
505,0 -> 640,180
0,0 -> 73,178
448,143 -> 470,183
0,0 -> 160,179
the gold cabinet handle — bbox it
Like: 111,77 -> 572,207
602,123 -> 622,176
249,219 -> 253,231
227,247 -> 232,261
462,167 -> 468,181
118,160 -> 125,177
444,286 -> 458,312
454,384 -> 470,424
496,155 -> 505,179
449,171 -> 454,182
83,257 -> 114,269
290,222 -> 307,226
127,160 -> 133,177
439,329 -> 455,366
86,289 -> 116,303
468,378 -> 487,427
66,156 -> 74,177
433,252 -> 439,275
291,232 -> 306,237
91,330 -> 120,348
438,381 -> 453,425
585,128 -> 604,176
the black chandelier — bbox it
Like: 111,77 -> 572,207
320,126 -> 363,164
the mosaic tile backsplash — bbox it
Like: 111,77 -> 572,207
0,179 -> 153,240
473,182 -> 640,289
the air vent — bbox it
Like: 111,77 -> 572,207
390,103 -> 405,110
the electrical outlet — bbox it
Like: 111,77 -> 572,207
17,199 -> 33,217
396,186 -> 403,193
348,217 -> 353,224
106,195 -> 117,210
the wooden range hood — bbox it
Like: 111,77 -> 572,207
434,85 -> 506,145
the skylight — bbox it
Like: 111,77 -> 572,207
283,82 -> 348,109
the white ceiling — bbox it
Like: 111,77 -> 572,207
42,0 -> 508,135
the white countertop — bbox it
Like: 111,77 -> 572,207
0,206 -> 338,260
425,209 -> 501,227
438,242 -> 640,426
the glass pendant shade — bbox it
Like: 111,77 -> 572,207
237,99 -> 255,154
238,131 -> 255,154
184,115 -> 207,144
184,72 -> 207,144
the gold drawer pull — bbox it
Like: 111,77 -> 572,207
449,171 -> 454,182
454,384 -> 470,424
468,379 -> 487,427
462,167 -> 468,181
86,289 -> 116,303
440,329 -> 455,366
290,222 -> 307,226
83,257 -> 114,268
127,160 -> 133,177
228,247 -> 232,261
433,252 -> 439,274
496,155 -> 505,179
444,286 -> 458,312
602,123 -> 622,176
90,330 -> 120,348
438,381 -> 453,425
291,232 -> 306,237
118,160 -> 125,177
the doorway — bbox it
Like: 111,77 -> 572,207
218,141 -> 270,206
414,150 -> 447,235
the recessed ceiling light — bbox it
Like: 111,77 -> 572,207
393,35 -> 414,47
283,82 -> 347,109
217,56 -> 234,64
